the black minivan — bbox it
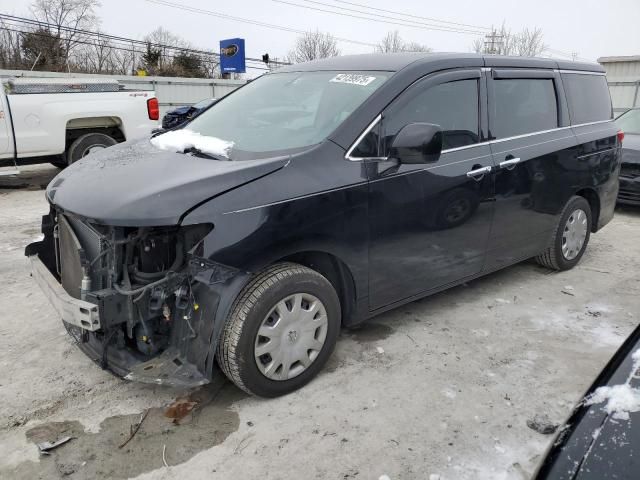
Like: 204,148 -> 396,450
27,53 -> 621,397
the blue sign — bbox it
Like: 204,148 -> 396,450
220,38 -> 246,73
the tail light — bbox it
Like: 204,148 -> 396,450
617,130 -> 625,144
147,98 -> 160,121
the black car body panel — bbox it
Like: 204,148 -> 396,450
25,53 -> 621,387
46,139 -> 290,226
618,133 -> 640,205
534,323 -> 640,479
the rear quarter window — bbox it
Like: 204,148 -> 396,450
562,73 -> 613,125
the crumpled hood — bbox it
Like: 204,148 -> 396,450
47,138 -> 288,226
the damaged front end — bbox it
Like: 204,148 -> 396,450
25,207 -> 239,387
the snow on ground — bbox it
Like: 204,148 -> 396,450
1,166 -> 640,480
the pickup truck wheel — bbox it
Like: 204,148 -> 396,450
66,133 -> 117,165
536,196 -> 592,271
216,263 -> 341,397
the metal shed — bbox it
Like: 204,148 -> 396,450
598,55 -> 640,114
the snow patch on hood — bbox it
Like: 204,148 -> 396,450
584,348 -> 640,421
151,129 -> 234,158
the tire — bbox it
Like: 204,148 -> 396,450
49,157 -> 67,169
536,196 -> 592,271
66,132 -> 117,165
216,262 -> 341,397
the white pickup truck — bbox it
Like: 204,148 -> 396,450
0,77 -> 159,174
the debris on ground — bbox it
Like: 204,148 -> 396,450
526,414 -> 559,435
119,409 -> 150,449
162,444 -> 169,468
376,346 -> 385,354
164,396 -> 199,424
37,436 -> 74,455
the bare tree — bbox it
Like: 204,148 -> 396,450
74,30 -> 113,73
376,31 -> 431,53
0,19 -> 25,69
30,0 -> 101,66
512,27 -> 545,57
471,23 -> 546,57
376,30 -> 404,53
288,30 -> 340,63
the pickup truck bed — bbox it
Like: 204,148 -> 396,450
0,77 -> 159,171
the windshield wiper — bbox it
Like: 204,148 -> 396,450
182,147 -> 229,161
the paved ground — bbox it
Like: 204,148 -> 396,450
1,164 -> 639,480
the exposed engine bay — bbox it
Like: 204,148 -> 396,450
26,206 -> 240,387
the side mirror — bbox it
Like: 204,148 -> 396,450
389,123 -> 443,164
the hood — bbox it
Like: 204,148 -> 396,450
47,138 -> 289,226
534,323 -> 640,479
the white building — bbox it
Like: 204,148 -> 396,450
598,55 -> 640,114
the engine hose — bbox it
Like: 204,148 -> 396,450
113,273 -> 176,296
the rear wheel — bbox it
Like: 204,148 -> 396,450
536,196 -> 592,271
66,132 -> 117,165
216,263 -> 341,397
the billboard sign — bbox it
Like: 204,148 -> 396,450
220,38 -> 246,73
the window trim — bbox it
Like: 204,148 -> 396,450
344,114 -> 386,161
345,119 -> 614,162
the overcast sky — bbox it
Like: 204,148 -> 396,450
2,0 -> 639,73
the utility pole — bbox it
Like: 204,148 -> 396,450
571,51 -> 578,61
484,26 -> 504,55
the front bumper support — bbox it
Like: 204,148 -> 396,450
29,254 -> 101,331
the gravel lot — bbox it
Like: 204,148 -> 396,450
1,165 -> 639,480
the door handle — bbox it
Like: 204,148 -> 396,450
499,157 -> 521,170
466,165 -> 492,180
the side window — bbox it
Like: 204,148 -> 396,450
562,73 -> 613,125
383,79 -> 480,153
491,78 -> 558,139
350,122 -> 381,158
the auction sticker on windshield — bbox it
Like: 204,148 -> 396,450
330,74 -> 377,86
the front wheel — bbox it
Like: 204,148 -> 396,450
216,263 -> 341,397
536,196 -> 592,271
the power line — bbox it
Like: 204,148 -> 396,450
0,24 -> 275,73
297,0 -> 482,34
324,0 -> 491,31
272,0 -> 486,35
0,14 -> 282,69
143,0 -> 379,48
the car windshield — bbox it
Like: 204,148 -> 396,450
192,98 -> 216,109
617,109 -> 640,135
185,71 -> 390,159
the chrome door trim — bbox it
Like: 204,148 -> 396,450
345,114 -> 386,161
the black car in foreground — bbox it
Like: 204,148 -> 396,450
534,322 -> 640,479
161,98 -> 217,129
26,53 -> 622,397
616,107 -> 640,205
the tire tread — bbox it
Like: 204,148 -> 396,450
216,262 -> 328,396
